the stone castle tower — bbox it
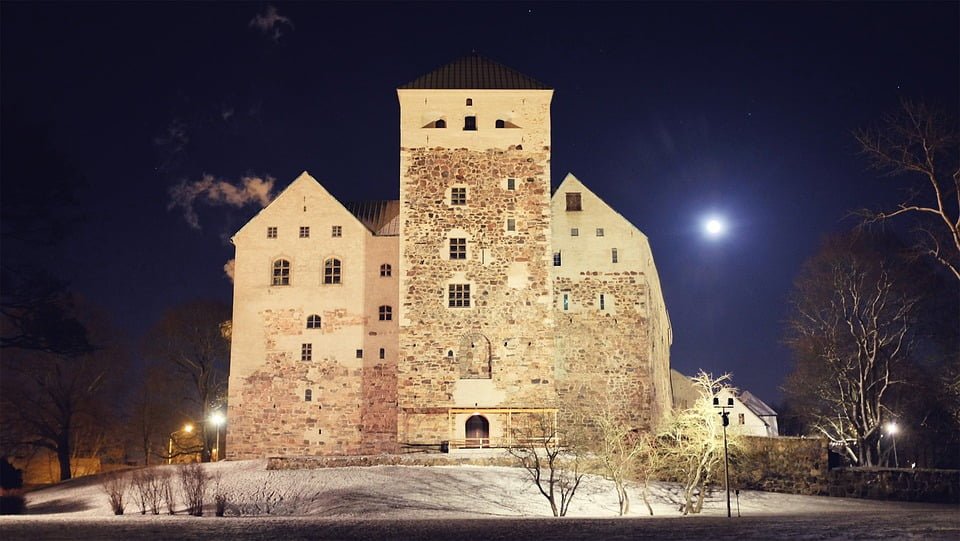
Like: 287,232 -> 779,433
226,55 -> 671,458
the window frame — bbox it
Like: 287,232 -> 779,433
299,226 -> 310,238
323,258 -> 342,284
449,238 -> 467,260
301,343 -> 312,362
378,305 -> 393,321
450,187 -> 467,206
331,225 -> 342,238
267,226 -> 278,239
448,283 -> 471,308
272,259 -> 291,286
566,192 -> 582,211
306,314 -> 321,329
380,263 -> 392,277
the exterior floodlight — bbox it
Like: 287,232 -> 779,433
183,424 -> 194,433
211,412 -> 226,426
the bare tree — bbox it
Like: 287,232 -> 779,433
584,399 -> 655,516
655,371 -> 742,515
0,301 -> 127,481
855,100 -> 960,281
508,413 -> 585,517
784,233 -> 917,466
144,300 -> 230,462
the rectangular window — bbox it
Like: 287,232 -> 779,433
449,238 -> 467,260
566,192 -> 582,211
448,284 -> 471,308
379,305 -> 392,321
356,349 -> 363,359
379,348 -> 385,359
299,226 -> 310,238
738,413 -> 745,425
331,225 -> 342,237
507,178 -> 516,190
267,226 -> 278,239
463,116 -> 476,131
553,252 -> 561,266
596,228 -> 604,237
506,218 -> 516,232
562,293 -> 569,311
612,248 -> 619,263
301,343 -> 312,362
599,294 -> 605,310
451,187 -> 467,206
570,228 -> 579,237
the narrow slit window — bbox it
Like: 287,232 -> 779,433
599,294 -> 606,310
611,248 -> 619,263
562,293 -> 569,311
305,389 -> 312,402
553,252 -> 561,266
379,348 -> 385,359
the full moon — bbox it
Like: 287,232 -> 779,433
704,217 -> 726,238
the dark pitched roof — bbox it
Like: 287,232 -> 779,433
343,200 -> 400,236
399,54 -> 550,90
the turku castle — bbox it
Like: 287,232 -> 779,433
226,55 -> 672,457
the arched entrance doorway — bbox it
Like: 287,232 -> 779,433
465,415 -> 489,448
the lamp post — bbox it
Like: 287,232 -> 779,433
884,422 -> 899,468
713,395 -> 734,518
168,423 -> 194,465
210,412 -> 225,462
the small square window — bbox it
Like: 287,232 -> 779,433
507,218 -> 516,232
331,225 -> 342,237
570,228 -> 579,237
466,98 -> 473,106
448,284 -> 471,308
553,252 -> 561,266
380,264 -> 392,277
356,349 -> 363,359
301,343 -> 312,362
612,248 -> 619,263
449,238 -> 467,260
299,226 -> 310,238
507,178 -> 516,190
379,305 -> 392,321
596,228 -> 604,237
451,187 -> 467,206
566,192 -> 582,211
267,226 -> 278,239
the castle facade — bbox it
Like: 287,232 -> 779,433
226,56 -> 672,458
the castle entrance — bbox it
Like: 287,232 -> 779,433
464,415 -> 489,448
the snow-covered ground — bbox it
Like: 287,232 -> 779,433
2,458 -> 958,540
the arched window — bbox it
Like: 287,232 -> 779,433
305,389 -> 312,402
495,119 -> 505,128
323,258 -> 341,284
306,314 -> 321,329
272,259 -> 290,286
380,264 -> 392,277
379,305 -> 392,321
435,119 -> 446,128
465,98 -> 473,106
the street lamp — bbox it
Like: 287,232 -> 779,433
884,422 -> 899,468
210,412 -> 226,462
168,423 -> 194,465
713,395 -> 734,518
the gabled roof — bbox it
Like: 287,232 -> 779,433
399,53 -> 550,90
739,390 -> 778,418
344,200 -> 399,236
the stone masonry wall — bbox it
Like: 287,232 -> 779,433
554,273 -> 658,431
398,146 -> 555,444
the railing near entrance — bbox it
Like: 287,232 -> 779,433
447,436 -> 561,450
446,408 -> 561,450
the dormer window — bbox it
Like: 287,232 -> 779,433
495,119 -> 505,128
465,98 -> 473,106
464,116 -> 476,131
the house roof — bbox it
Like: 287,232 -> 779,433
739,390 -> 778,418
344,200 -> 400,236
399,53 -> 550,90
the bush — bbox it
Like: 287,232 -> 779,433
101,472 -> 128,515
212,471 -> 228,517
178,463 -> 208,516
0,494 -> 26,515
160,470 -> 176,514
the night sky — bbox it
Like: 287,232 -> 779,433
3,2 -> 957,405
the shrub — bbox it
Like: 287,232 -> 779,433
178,463 -> 208,516
101,472 -> 129,515
0,494 -> 26,515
